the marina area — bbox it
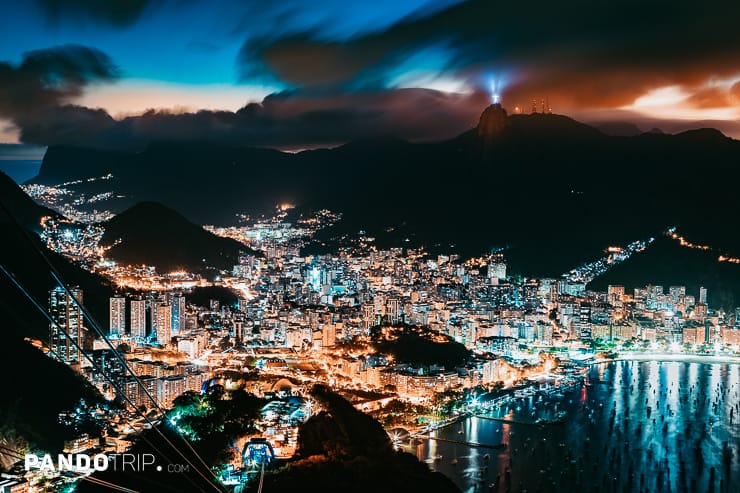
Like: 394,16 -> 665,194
405,360 -> 740,493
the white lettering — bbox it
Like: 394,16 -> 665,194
24,455 -> 38,470
58,454 -> 74,471
25,453 -> 113,472
142,454 -> 156,469
93,454 -> 109,471
76,454 -> 90,471
39,455 -> 54,471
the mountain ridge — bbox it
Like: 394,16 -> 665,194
101,201 -> 258,274
0,170 -> 61,231
25,108 -> 740,277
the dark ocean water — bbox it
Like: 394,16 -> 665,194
414,361 -> 740,493
0,160 -> 41,183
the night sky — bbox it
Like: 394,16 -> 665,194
1,0 -> 739,149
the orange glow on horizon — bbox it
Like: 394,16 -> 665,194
622,83 -> 740,121
78,79 -> 276,118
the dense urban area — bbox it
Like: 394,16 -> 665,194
3,176 -> 740,493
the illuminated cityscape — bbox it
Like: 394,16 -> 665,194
1,1 -> 740,492
0,191 -> 737,491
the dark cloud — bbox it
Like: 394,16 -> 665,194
0,44 -> 119,120
254,37 -> 387,88
0,44 -> 492,150
238,0 -> 740,109
37,0 -> 154,26
13,88 -> 489,150
6,2 -> 740,149
16,105 -> 116,147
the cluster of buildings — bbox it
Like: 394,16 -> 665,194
47,287 -> 188,363
45,208 -> 740,410
23,174 -> 115,224
39,217 -> 108,264
31,203 -> 740,492
207,238 -> 740,355
118,367 -> 207,409
107,292 -> 187,344
48,286 -> 219,409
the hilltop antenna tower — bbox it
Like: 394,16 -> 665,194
531,99 -> 537,114
546,96 -> 552,114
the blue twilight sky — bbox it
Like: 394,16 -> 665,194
0,1 -> 462,111
2,1 -> 452,82
1,0 -> 739,147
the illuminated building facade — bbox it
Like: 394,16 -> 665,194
156,303 -> 172,345
109,296 -> 126,336
487,257 -> 507,282
130,298 -> 146,339
171,294 -> 185,333
49,286 -> 85,364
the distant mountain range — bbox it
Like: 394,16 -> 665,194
101,201 -> 258,274
23,105 -> 740,278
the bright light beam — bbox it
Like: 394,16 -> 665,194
489,80 -> 500,104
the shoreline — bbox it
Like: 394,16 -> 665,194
594,352 -> 740,365
412,358 -> 739,492
401,356 -> 737,439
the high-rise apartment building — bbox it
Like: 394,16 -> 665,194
130,298 -> 146,339
171,295 -> 185,333
699,286 -> 707,305
109,296 -> 126,336
49,286 -> 85,363
156,304 -> 172,345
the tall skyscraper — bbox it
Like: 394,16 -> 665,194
49,286 -> 85,363
130,298 -> 146,339
149,294 -> 165,335
699,286 -> 707,305
171,295 -> 186,333
150,299 -> 159,335
156,304 -> 172,345
109,296 -> 126,336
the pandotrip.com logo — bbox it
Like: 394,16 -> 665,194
25,453 -> 190,473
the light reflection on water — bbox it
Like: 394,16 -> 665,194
412,361 -> 740,493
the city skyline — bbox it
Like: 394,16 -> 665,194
20,195 -> 740,492
3,134 -> 740,491
1,2 -> 740,492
